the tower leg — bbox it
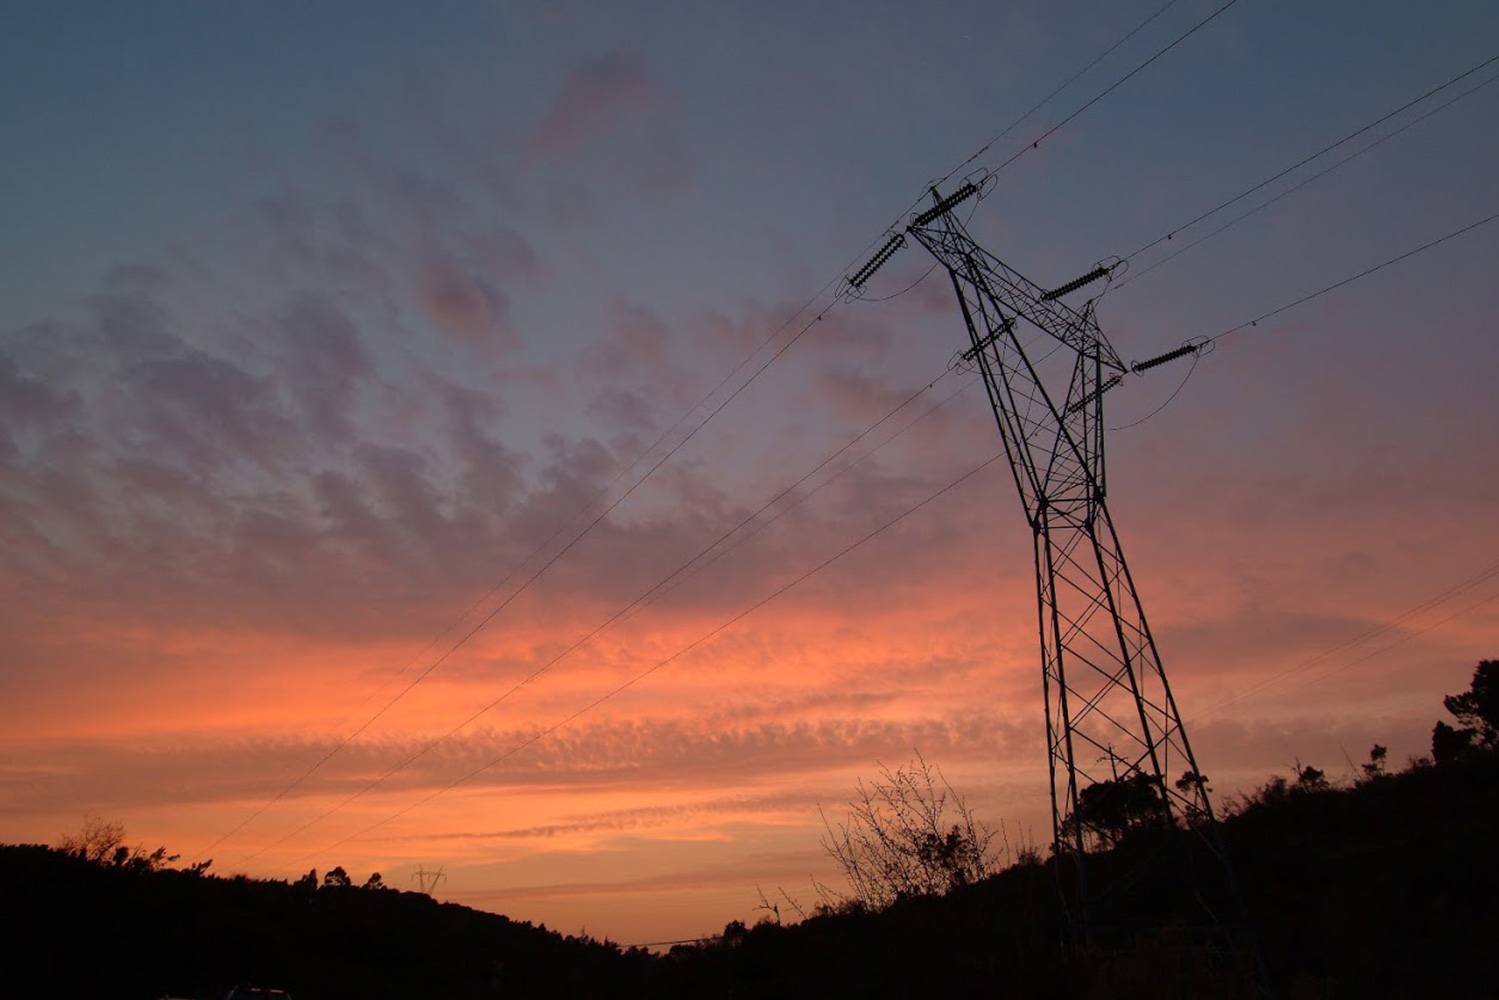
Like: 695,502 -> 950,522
903,197 -> 1266,993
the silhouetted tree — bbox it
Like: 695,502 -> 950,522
820,752 -> 998,910
1432,720 -> 1473,766
1445,660 -> 1498,744
1360,744 -> 1389,781
59,816 -> 179,871
1074,773 -> 1167,844
1294,763 -> 1328,790
1430,660 -> 1499,764
363,871 -> 386,890
294,868 -> 318,895
323,865 -> 352,888
752,884 -> 780,925
59,815 -> 126,863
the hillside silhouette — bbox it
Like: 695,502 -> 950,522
6,661 -> 1496,998
3,843 -> 658,998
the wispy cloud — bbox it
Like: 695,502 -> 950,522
526,51 -> 660,161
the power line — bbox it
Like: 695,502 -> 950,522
1105,203 -> 1498,428
348,197 -> 1498,850
232,370 -> 960,862
209,230 -> 932,857
209,0 -> 1211,855
243,359 -> 996,863
226,299 -> 831,859
846,0 -> 1222,301
1108,347 -> 1200,431
1278,590 -> 1499,698
297,0 -> 1254,840
1115,66 -> 1499,289
625,938 -> 715,950
1210,210 -> 1499,344
907,162 -> 1273,978
852,197 -> 987,304
933,0 -> 1187,188
991,50 -> 1499,431
621,376 -> 983,623
1113,204 -> 1499,429
1121,51 -> 1499,265
200,369 -> 742,856
1195,559 -> 1499,720
248,197 -> 1492,863
283,451 -> 1006,867
265,349 -> 1091,859
271,367 -> 1013,863
622,344 -> 1062,627
988,0 -> 1242,177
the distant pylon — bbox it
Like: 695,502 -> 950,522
412,864 -> 447,895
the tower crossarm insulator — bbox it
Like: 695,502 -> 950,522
1064,374 -> 1123,415
910,182 -> 979,227
1041,265 -> 1111,301
959,315 -> 1016,362
905,192 -> 1126,373
847,234 -> 907,289
1130,342 -> 1200,374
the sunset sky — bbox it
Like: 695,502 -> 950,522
3,0 -> 1498,945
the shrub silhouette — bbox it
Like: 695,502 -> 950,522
1432,659 -> 1499,763
1293,762 -> 1327,790
819,752 -> 998,910
58,815 -> 180,872
1073,772 -> 1167,844
1360,743 -> 1388,781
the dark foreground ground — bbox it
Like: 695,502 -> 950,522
5,752 -> 1496,999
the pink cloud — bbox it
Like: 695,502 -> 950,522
0,710 -> 1029,817
418,259 -> 515,345
599,297 -> 671,371
526,51 -> 659,160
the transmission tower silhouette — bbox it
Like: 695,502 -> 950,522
412,864 -> 447,895
867,181 -> 1243,950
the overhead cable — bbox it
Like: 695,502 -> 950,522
286,452 -> 1007,866
1195,559 -> 1499,720
232,370 -> 958,860
1121,52 -> 1499,266
1210,210 -> 1499,344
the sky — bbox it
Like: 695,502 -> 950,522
2,0 -> 1497,945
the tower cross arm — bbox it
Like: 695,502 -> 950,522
907,212 -> 1126,374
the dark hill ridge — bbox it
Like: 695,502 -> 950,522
2,844 -> 653,998
670,752 -> 1499,998
4,753 -> 1497,998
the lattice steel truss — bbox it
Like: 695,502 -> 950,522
905,187 -> 1219,927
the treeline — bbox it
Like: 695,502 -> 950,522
663,752 -> 1498,998
6,660 -> 1495,998
663,659 -> 1499,998
3,841 -> 656,998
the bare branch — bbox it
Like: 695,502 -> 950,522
820,752 -> 1002,910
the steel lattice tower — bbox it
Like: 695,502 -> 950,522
889,183 -> 1225,935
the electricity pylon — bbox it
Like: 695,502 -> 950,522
857,181 -> 1230,940
413,864 -> 447,895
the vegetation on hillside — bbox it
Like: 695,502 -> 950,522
667,659 -> 1499,998
6,660 -> 1495,998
